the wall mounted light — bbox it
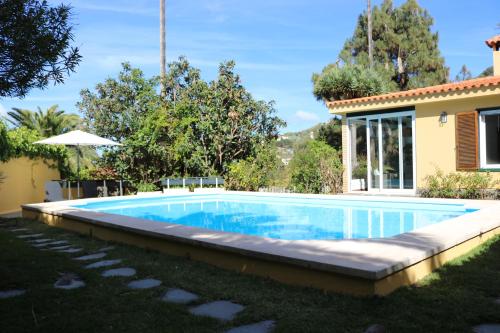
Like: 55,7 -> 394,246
439,111 -> 448,124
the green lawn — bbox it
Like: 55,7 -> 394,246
1,217 -> 500,332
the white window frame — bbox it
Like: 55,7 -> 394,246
479,109 -> 500,169
346,110 -> 416,194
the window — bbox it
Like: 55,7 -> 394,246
480,110 -> 500,168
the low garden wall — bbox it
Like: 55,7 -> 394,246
0,157 -> 60,214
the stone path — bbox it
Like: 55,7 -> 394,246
54,273 -> 86,290
58,248 -> 83,254
472,324 -> 500,333
73,252 -> 107,261
97,246 -> 115,252
10,226 -> 276,332
10,228 -> 29,232
29,238 -> 53,244
0,289 -> 26,299
84,259 -> 122,269
127,278 -> 162,289
46,245 -> 71,251
17,233 -> 44,239
102,267 -> 137,277
162,288 -> 199,304
189,301 -> 245,321
226,320 -> 276,333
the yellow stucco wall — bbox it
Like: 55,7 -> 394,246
0,157 -> 60,214
415,94 -> 500,187
335,91 -> 500,191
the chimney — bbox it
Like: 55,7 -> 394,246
486,35 -> 500,76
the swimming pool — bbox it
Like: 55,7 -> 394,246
72,194 -> 475,240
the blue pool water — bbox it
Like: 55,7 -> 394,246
72,194 -> 476,240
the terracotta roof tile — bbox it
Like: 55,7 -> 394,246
486,35 -> 500,49
327,76 -> 500,108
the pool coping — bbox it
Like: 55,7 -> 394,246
21,191 -> 500,282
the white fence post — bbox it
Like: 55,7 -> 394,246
182,178 -> 185,189
200,177 -> 203,188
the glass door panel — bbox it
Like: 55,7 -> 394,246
369,119 -> 380,189
381,117 -> 400,189
349,119 -> 367,191
402,116 -> 413,189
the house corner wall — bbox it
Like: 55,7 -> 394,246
341,116 -> 349,193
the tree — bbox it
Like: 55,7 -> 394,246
312,63 -> 394,102
0,0 -> 81,97
455,65 -> 472,82
79,58 -> 285,183
225,145 -> 282,191
338,0 -> 448,91
7,105 -> 79,137
317,118 -> 342,151
478,66 -> 494,78
289,140 -> 343,194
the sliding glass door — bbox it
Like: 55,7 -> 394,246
349,111 -> 415,192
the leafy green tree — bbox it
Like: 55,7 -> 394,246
0,0 -> 81,97
312,64 -> 394,102
338,0 -> 448,91
225,145 -> 281,191
7,105 -> 80,137
79,58 -> 285,182
289,140 -> 343,194
317,118 -> 342,151
478,66 -> 494,78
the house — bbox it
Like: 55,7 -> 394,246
328,35 -> 500,194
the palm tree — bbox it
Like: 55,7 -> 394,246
160,0 -> 166,95
7,105 -> 80,137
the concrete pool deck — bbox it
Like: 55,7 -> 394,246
21,191 -> 500,296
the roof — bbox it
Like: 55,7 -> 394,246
485,35 -> 500,49
327,75 -> 500,109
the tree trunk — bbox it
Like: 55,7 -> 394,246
367,0 -> 374,68
160,0 -> 166,95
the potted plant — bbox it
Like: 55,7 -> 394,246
351,157 -> 367,190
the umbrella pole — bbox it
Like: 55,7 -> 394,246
77,145 -> 80,199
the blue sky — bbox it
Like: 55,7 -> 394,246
0,0 -> 498,132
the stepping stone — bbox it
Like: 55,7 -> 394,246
45,240 -> 69,246
73,252 -> 106,261
97,246 -> 115,252
162,288 -> 199,304
189,301 -> 245,321
473,324 -> 500,333
54,273 -> 85,290
17,233 -> 43,239
226,320 -> 276,333
84,259 -> 122,269
0,289 -> 26,299
102,267 -> 136,277
364,324 -> 386,333
58,248 -> 83,254
47,245 -> 71,251
28,238 -> 53,243
11,228 -> 29,232
127,278 -> 162,289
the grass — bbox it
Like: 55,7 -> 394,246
1,217 -> 500,332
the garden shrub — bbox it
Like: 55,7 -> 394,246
135,182 -> 159,192
289,140 -> 343,194
420,169 -> 498,199
0,120 -> 69,176
225,146 -> 281,191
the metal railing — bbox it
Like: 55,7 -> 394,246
161,177 -> 224,189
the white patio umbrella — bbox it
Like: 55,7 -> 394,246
34,130 -> 122,198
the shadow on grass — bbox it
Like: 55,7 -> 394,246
2,217 -> 500,333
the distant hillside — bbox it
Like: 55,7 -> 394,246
276,123 -> 323,164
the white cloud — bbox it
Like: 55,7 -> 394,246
294,110 -> 320,122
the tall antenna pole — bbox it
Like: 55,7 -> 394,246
160,0 -> 166,95
367,0 -> 374,68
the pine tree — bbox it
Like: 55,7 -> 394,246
339,0 -> 448,91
